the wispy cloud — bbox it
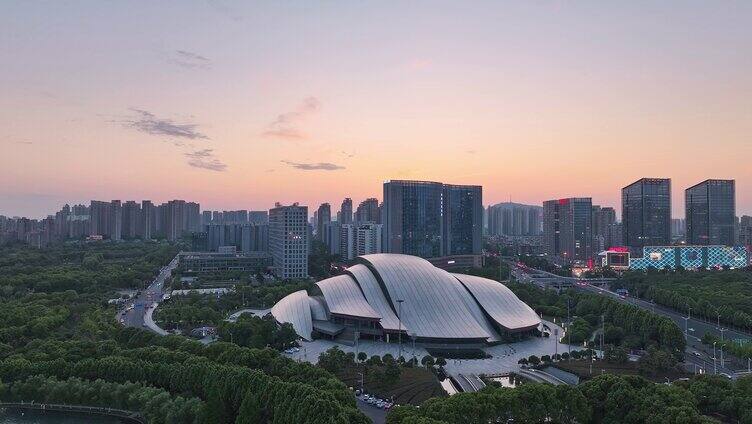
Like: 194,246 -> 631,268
169,50 -> 211,70
14,141 -> 33,145
185,149 -> 227,172
123,109 -> 209,140
205,0 -> 243,21
264,97 -> 321,140
281,160 -> 344,171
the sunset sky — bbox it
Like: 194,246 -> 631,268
2,1 -> 751,218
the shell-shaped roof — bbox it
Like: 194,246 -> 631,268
308,296 -> 328,321
270,254 -> 540,342
346,264 -> 404,332
316,274 -> 381,319
453,273 -> 541,331
270,290 -> 313,341
358,254 -> 491,340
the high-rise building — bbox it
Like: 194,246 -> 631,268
323,221 -> 342,256
355,198 -> 379,223
442,184 -> 482,256
89,201 -> 111,238
201,211 -> 213,227
140,200 -> 154,239
671,218 -> 686,241
186,202 -> 201,232
121,201 -> 140,239
269,203 -> 308,279
383,180 -> 444,257
110,200 -> 122,241
739,216 -> 752,246
242,224 -> 268,252
622,178 -> 671,255
339,223 -> 356,260
591,206 -> 616,252
685,179 -> 736,246
356,223 -> 383,257
249,211 -> 269,225
486,202 -> 543,236
606,222 -> 623,248
339,198 -> 353,225
543,198 -> 593,261
315,203 -> 331,242
383,180 -> 481,258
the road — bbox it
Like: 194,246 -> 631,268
117,254 -> 179,334
510,262 -> 750,376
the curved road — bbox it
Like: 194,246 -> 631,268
117,255 -> 178,334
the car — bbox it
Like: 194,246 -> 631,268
692,351 -> 702,357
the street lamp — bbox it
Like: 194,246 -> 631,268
713,342 -> 717,375
397,299 -> 404,360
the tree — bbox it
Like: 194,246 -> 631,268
528,355 -> 540,366
435,357 -> 447,368
357,352 -> 367,363
421,355 -> 435,368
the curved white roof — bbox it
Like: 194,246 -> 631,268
270,254 -> 540,342
270,290 -> 313,341
308,296 -> 328,321
453,273 -> 541,331
316,274 -> 381,319
359,254 -> 491,340
346,264 -> 404,332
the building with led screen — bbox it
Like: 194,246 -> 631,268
270,253 -> 541,345
629,245 -> 748,270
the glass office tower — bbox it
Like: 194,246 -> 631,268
383,180 -> 444,257
622,178 -> 671,256
685,179 -> 735,246
383,180 -> 482,258
543,197 -> 593,261
442,184 -> 483,256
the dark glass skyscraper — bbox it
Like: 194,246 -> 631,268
685,179 -> 735,246
383,180 -> 481,258
383,180 -> 443,257
543,198 -> 593,261
442,184 -> 483,256
622,178 -> 671,255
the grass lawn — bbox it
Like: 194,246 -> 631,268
337,365 -> 446,405
554,359 -> 692,383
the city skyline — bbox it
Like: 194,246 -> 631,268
3,2 -> 752,217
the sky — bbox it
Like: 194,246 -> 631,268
2,1 -> 751,219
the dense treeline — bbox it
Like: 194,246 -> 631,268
507,281 -> 686,357
701,332 -> 752,360
460,255 -> 510,281
613,269 -> 752,331
519,255 -> 572,277
0,241 -> 178,293
0,353 -> 367,424
0,241 -> 368,423
217,314 -> 298,349
155,281 -> 313,332
388,373 -> 752,424
2,375 -> 205,423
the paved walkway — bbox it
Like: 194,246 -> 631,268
285,321 -> 578,379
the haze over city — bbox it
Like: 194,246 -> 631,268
2,1 -> 752,218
